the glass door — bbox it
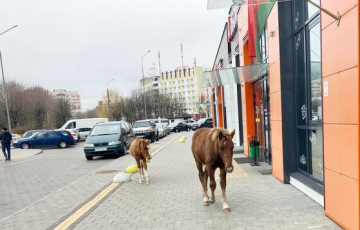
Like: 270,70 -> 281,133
253,77 -> 271,163
294,1 -> 323,183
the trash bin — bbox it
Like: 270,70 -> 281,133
249,140 -> 260,158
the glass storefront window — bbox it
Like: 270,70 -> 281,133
294,0 -> 305,31
295,30 -> 307,126
307,0 -> 320,19
309,23 -> 322,121
298,129 -> 308,173
309,129 -> 323,181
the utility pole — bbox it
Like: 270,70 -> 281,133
141,50 -> 151,119
0,25 -> 18,133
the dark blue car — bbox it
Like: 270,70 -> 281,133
13,130 -> 75,149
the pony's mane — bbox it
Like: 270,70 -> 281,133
209,128 -> 232,142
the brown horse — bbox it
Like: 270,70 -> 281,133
192,128 -> 235,212
129,138 -> 152,184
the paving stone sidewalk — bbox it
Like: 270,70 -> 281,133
73,132 -> 342,230
0,135 -> 178,230
0,148 -> 42,161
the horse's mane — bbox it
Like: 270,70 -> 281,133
209,128 -> 232,142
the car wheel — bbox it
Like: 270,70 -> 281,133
59,141 -> 67,148
86,155 -> 93,160
21,143 -> 30,149
156,134 -> 159,141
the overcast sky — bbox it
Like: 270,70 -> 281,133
0,0 -> 228,110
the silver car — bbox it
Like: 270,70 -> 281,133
156,123 -> 166,138
74,127 -> 92,141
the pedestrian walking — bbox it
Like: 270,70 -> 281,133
0,127 -> 12,161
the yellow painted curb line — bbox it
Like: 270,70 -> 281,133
53,133 -> 182,230
53,183 -> 119,230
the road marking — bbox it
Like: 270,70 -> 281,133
53,183 -> 119,230
0,148 -> 124,224
52,133 -> 182,230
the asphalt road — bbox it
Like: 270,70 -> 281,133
0,142 -> 119,220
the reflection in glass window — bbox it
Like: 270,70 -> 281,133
309,23 -> 322,121
310,129 -> 323,181
307,0 -> 320,19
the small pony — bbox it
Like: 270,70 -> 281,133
192,128 -> 235,212
129,138 -> 152,184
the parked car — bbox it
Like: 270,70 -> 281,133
60,118 -> 108,131
21,129 -> 47,139
193,118 -> 213,130
152,118 -> 169,124
163,123 -> 170,135
168,121 -> 191,133
132,119 -> 159,143
74,127 -> 92,141
156,123 -> 166,138
83,121 -> 135,160
184,119 -> 196,127
13,130 -> 75,149
69,130 -> 79,142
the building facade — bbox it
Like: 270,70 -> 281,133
140,66 -> 206,115
205,1 -> 359,229
52,89 -> 81,112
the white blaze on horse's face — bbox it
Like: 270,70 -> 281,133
142,140 -> 152,159
218,130 -> 236,173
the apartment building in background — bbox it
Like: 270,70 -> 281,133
51,89 -> 81,112
140,66 -> 206,115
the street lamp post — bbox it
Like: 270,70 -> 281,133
107,79 -> 114,121
141,50 -> 151,119
0,52 -> 11,133
0,25 -> 18,133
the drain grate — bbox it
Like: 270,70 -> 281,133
96,170 -> 121,174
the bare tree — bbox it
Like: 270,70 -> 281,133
0,80 -> 27,130
52,97 -> 72,128
23,86 -> 52,129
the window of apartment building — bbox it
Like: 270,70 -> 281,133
294,0 -> 322,182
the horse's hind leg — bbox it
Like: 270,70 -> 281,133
196,161 -> 209,206
220,168 -> 230,213
208,167 -> 216,204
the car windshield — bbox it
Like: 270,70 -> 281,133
90,124 -> 121,136
168,122 -> 179,128
197,118 -> 206,124
133,121 -> 151,128
23,131 -> 38,138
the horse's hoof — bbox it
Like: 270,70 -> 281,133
204,201 -> 210,206
146,181 -> 150,185
223,208 -> 231,213
210,199 -> 215,203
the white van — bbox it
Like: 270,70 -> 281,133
60,118 -> 109,130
